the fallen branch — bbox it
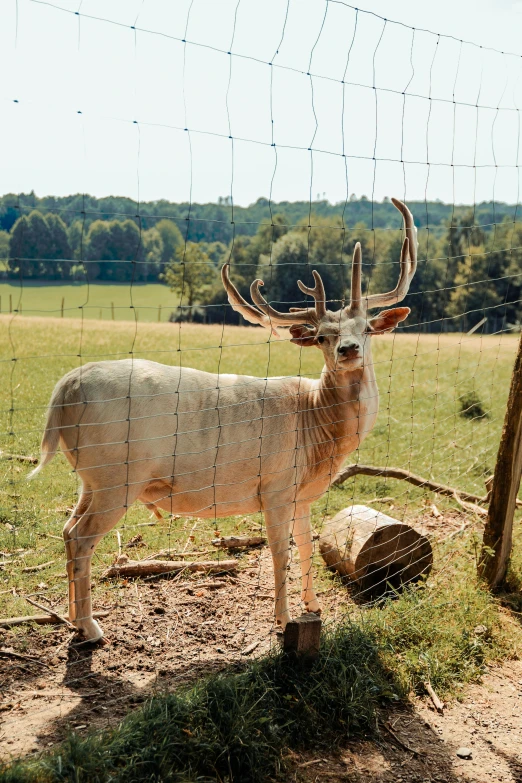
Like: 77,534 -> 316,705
102,557 -> 237,579
333,463 -> 488,505
452,492 -> 487,517
425,681 -> 444,714
21,595 -> 75,629
22,560 -> 55,573
382,721 -> 423,756
0,610 -> 110,629
0,450 -> 38,465
212,536 -> 266,549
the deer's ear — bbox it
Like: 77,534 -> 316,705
368,307 -> 410,334
289,324 -> 317,346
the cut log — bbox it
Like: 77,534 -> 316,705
319,505 -> 432,597
0,610 -> 110,629
212,536 -> 266,549
102,558 -> 237,579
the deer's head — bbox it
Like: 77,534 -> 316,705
222,198 -> 417,373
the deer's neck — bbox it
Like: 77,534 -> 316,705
307,358 -> 379,459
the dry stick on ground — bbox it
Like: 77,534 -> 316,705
0,610 -> 110,629
381,720 -> 423,756
20,595 -> 75,629
102,558 -> 238,579
212,536 -> 266,549
0,450 -> 38,465
21,560 -> 55,573
425,682 -> 444,713
332,463 -> 511,508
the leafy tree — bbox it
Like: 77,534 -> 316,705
162,242 -> 217,320
447,245 -> 501,330
68,220 -> 85,261
85,219 -> 142,282
155,219 -> 184,267
140,228 -> 164,280
0,230 -> 9,264
199,241 -> 228,266
8,210 -> 71,279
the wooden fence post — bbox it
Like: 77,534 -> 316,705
479,334 -> 522,587
61,297 -> 65,318
111,302 -> 115,321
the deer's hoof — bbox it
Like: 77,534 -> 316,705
303,597 -> 321,614
76,618 -> 104,644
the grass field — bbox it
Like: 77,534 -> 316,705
0,316 -> 519,619
0,282 -> 177,322
1,317 -> 521,780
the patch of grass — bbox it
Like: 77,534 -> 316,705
0,281 -> 176,322
459,390 -> 488,420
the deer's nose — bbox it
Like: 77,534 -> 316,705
338,342 -> 360,357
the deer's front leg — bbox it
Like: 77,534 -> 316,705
263,506 -> 293,629
293,503 -> 320,614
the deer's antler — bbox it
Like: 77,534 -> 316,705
221,263 -> 326,336
348,197 -> 417,314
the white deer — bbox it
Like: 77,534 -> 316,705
30,198 -> 417,643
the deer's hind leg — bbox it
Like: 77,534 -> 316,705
63,483 -> 139,641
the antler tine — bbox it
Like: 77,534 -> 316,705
221,262 -> 279,336
250,280 -> 317,325
391,196 -> 417,271
348,242 -> 363,313
362,197 -> 418,311
296,270 -> 326,320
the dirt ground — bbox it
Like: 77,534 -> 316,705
1,510 -> 519,782
0,543 -> 350,760
289,659 -> 522,783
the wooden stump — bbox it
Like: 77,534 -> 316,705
319,505 -> 432,597
283,613 -> 321,658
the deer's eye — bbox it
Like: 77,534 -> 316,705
317,335 -> 325,344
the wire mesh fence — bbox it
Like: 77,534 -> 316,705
0,0 -> 521,764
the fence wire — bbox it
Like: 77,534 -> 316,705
0,0 -> 521,762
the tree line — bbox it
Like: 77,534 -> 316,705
0,193 -> 520,332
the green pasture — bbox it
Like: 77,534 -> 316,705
0,282 -> 177,322
0,317 -> 519,621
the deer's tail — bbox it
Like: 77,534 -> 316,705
28,381 -> 66,479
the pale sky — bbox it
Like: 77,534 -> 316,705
1,0 -> 522,206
